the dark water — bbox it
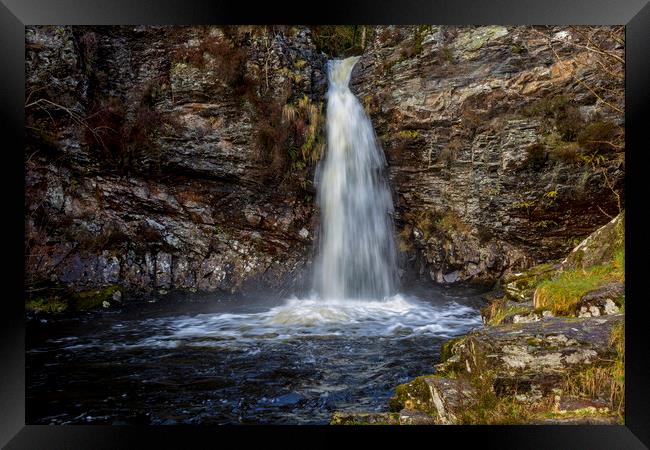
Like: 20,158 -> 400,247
26,285 -> 486,425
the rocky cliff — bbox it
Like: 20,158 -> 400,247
25,26 -> 327,299
25,25 -> 624,298
353,25 -> 624,284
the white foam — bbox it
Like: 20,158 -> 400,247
99,294 -> 481,350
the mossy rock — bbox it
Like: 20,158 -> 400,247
439,336 -> 466,363
563,211 -> 624,270
388,375 -> 436,413
503,263 -> 559,302
330,411 -> 400,425
482,298 -> 533,325
25,296 -> 69,314
71,285 -> 122,311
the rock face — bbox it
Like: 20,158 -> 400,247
25,25 -> 624,296
25,26 -> 326,296
353,25 -> 624,284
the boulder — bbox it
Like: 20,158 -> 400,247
424,377 -> 476,424
576,282 -> 624,317
562,212 -> 624,270
436,315 -> 623,398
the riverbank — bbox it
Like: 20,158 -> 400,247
332,211 -> 624,425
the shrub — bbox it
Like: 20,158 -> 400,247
576,119 -> 620,154
438,138 -> 462,166
440,45 -> 454,62
84,79 -> 181,174
549,141 -> 582,163
172,33 -> 248,88
527,94 -> 584,141
525,143 -> 547,166
309,26 -> 372,56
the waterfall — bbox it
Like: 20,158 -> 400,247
313,56 -> 398,300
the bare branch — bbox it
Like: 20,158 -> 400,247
533,29 -> 624,115
25,98 -> 110,151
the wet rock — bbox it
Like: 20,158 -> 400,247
112,290 -> 122,302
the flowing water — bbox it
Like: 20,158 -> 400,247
27,287 -> 484,425
26,57 -> 485,425
314,57 -> 397,300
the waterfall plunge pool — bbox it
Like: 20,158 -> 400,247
26,285 -> 485,425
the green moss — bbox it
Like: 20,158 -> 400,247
456,26 -> 508,52
534,219 -> 558,230
388,375 -> 435,413
439,336 -> 464,363
486,304 -> 531,325
398,129 -> 420,139
526,337 -> 543,347
72,285 -> 121,311
25,296 -> 68,314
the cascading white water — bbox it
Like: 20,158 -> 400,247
313,56 -> 398,300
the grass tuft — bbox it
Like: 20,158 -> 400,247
533,250 -> 624,315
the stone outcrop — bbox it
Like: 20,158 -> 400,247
562,211 -> 625,270
353,25 -> 624,284
362,313 -> 624,425
436,315 -> 622,400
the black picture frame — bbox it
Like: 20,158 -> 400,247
2,0 -> 649,448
